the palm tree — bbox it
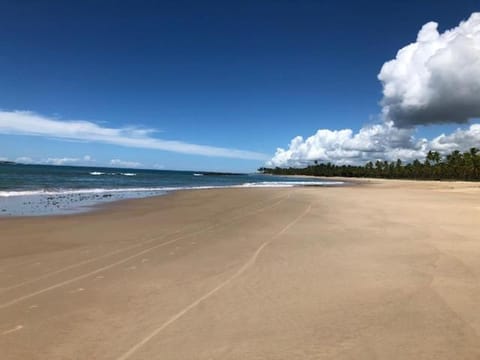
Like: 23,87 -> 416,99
469,148 -> 479,179
259,148 -> 480,181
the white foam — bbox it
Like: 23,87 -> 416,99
193,173 -> 204,176
0,186 -> 214,197
238,181 -> 344,187
90,171 -> 137,176
0,188 -> 153,197
0,181 -> 343,197
238,183 -> 295,188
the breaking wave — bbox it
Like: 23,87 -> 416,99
0,181 -> 343,197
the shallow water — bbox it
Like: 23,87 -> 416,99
0,164 -> 342,216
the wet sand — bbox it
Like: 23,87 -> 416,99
1,181 -> 480,359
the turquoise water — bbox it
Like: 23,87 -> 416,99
0,164 -> 343,216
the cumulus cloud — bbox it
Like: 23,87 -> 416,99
268,123 -> 480,167
268,13 -> 480,167
0,110 -> 268,161
379,12 -> 480,127
430,123 -> 480,153
268,122 -> 421,167
109,159 -> 142,168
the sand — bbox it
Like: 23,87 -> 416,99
1,180 -> 480,359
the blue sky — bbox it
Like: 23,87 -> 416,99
0,0 -> 479,172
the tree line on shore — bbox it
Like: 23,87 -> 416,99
259,148 -> 480,181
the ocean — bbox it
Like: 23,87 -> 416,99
0,163 -> 343,216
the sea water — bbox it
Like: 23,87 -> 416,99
0,164 -> 343,216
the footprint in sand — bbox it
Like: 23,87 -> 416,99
69,288 -> 85,294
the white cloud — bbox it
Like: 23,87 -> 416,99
44,155 -> 94,166
430,123 -> 480,153
268,122 -> 420,167
379,12 -> 480,127
267,122 -> 480,167
109,159 -> 142,168
44,157 -> 80,165
14,155 -> 94,166
15,156 -> 34,164
0,156 -> 8,161
0,110 -> 268,161
268,12 -> 480,167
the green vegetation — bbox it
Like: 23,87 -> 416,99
259,148 -> 480,181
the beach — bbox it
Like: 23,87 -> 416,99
1,180 -> 480,359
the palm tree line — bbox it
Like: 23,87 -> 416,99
259,148 -> 480,181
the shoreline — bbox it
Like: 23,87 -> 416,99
0,180 -> 345,218
2,176 -> 479,221
279,173 -> 480,184
2,182 -> 480,359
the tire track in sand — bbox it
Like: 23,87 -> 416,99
116,202 -> 312,360
0,192 -> 291,310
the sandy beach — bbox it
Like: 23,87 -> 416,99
1,180 -> 480,359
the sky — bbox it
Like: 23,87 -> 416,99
0,0 -> 479,172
